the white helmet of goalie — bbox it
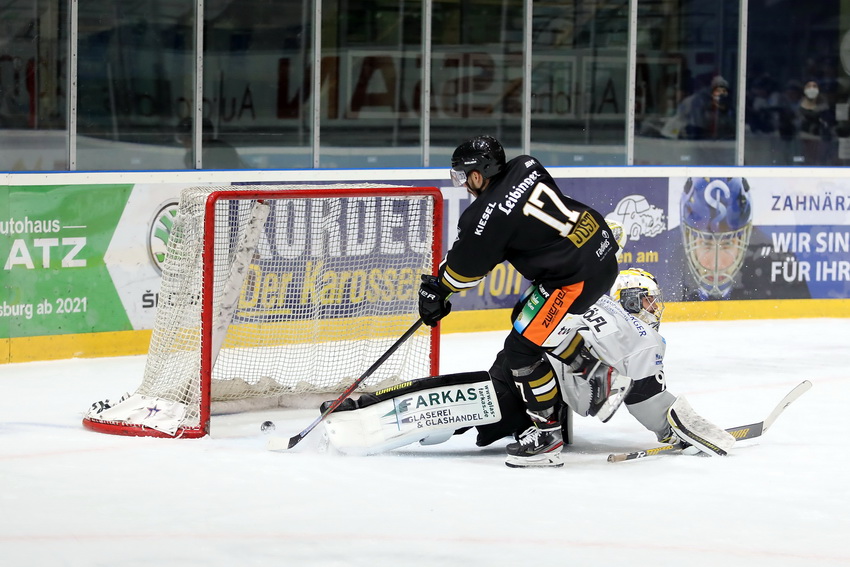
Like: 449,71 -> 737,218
611,267 -> 665,330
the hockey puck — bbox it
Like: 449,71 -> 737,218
260,420 -> 276,433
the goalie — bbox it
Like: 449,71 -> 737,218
320,268 -> 734,466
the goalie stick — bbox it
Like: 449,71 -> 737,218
607,380 -> 812,463
269,318 -> 425,451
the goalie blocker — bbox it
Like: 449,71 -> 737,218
321,372 -> 504,454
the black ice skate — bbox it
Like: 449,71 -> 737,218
505,412 -> 564,468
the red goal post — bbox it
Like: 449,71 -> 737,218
83,184 -> 443,438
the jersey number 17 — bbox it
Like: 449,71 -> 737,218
522,183 -> 580,237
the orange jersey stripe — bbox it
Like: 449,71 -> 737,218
522,281 -> 585,346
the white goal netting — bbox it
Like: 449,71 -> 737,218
83,184 -> 441,437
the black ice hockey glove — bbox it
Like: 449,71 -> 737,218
418,274 -> 453,327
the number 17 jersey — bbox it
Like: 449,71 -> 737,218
439,155 -> 619,295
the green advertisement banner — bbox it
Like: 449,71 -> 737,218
1,185 -> 133,338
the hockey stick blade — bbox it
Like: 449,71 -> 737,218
269,319 -> 425,451
607,380 -> 812,463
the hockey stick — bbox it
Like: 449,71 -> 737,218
607,380 -> 812,463
270,318 -> 425,451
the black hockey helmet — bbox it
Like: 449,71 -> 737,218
450,135 -> 506,187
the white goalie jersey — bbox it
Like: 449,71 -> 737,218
545,293 -> 675,440
559,294 -> 666,385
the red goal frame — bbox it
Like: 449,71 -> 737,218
83,185 -> 443,438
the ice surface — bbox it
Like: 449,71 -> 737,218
1,319 -> 848,566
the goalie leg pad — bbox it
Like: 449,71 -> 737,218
667,396 -> 736,456
322,372 -> 502,455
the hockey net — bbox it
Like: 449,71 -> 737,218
83,184 -> 442,438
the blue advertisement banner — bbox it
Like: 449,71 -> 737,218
662,175 -> 850,301
412,174 -> 850,312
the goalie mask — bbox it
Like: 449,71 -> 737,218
680,177 -> 753,299
450,135 -> 506,189
611,268 -> 665,330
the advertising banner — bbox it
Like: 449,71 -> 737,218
435,174 -> 850,311
2,172 -> 849,347
104,182 -> 217,330
1,184 -> 133,338
661,176 -> 850,301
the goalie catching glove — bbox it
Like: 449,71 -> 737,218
552,349 -> 633,423
418,274 -> 453,327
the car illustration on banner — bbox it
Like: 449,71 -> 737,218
606,195 -> 666,242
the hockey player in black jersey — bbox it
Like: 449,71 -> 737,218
418,135 -> 620,467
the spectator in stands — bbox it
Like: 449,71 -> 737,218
682,75 -> 736,141
797,79 -> 835,165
